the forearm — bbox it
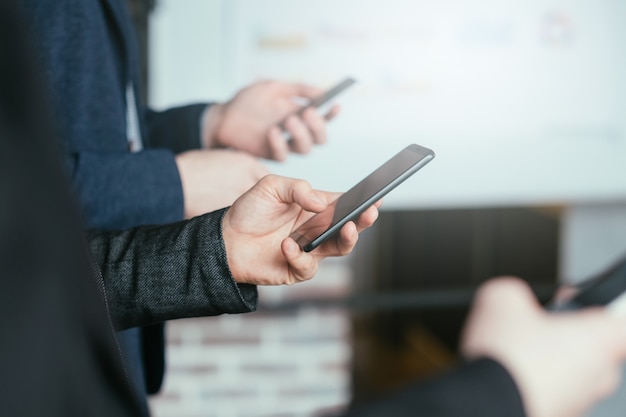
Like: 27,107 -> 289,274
87,208 -> 258,330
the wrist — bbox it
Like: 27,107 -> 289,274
221,210 -> 244,283
200,103 -> 226,148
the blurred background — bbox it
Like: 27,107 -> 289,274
129,0 -> 626,416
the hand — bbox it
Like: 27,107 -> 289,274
461,277 -> 626,417
202,80 -> 340,161
221,174 -> 380,286
175,149 -> 270,219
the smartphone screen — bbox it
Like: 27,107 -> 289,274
290,144 -> 435,252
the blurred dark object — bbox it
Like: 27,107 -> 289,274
348,207 -> 561,407
0,1 -> 140,414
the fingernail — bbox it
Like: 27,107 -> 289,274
288,239 -> 300,254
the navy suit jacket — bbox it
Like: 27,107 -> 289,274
20,0 -> 209,231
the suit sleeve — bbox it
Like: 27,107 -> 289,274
144,103 -> 212,153
67,102 -> 216,230
86,207 -> 258,330
65,148 -> 184,230
341,358 -> 526,417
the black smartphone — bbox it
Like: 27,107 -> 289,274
282,77 -> 357,142
289,144 -> 436,252
548,253 -> 626,316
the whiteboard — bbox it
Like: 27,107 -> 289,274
149,0 -> 626,209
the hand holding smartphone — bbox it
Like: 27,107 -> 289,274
289,144 -> 435,252
282,77 -> 356,143
548,254 -> 626,317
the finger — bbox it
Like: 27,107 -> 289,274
353,204 -> 380,232
335,220 -> 359,255
267,126 -> 289,161
316,221 -> 359,257
265,175 -> 328,213
281,236 -> 318,283
284,115 -> 314,154
323,104 -> 341,122
301,107 -> 328,145
289,83 -> 325,100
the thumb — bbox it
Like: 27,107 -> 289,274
473,276 -> 541,317
461,276 -> 541,359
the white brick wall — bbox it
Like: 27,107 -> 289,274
149,258 -> 354,417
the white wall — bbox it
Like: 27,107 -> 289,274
149,0 -> 229,108
149,0 -> 626,210
560,203 -> 626,284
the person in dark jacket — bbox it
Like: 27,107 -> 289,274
17,0 -> 341,409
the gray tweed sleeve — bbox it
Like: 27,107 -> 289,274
86,208 -> 258,330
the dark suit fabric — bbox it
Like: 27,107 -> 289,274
18,0 -> 209,229
0,2 -> 140,414
87,209 -> 258,331
17,0 -> 211,401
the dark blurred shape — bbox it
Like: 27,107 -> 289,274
0,1 -> 140,415
348,207 -> 560,406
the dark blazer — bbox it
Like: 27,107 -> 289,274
87,209 -> 258,331
18,0 -> 211,401
19,0 -> 209,230
1,2 -> 142,414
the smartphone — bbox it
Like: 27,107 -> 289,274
289,144 -> 435,252
548,253 -> 626,316
282,77 -> 357,142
